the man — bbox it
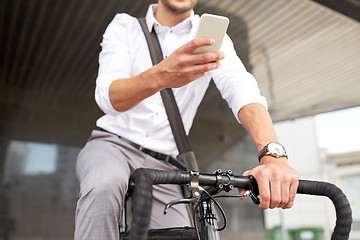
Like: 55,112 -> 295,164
74,0 -> 299,239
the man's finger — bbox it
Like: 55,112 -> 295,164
184,37 -> 215,53
192,51 -> 224,65
268,179 -> 281,209
282,180 -> 298,209
258,176 -> 271,209
279,179 -> 290,208
238,188 -> 247,200
187,60 -> 221,74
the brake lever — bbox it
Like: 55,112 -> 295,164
163,197 -> 198,214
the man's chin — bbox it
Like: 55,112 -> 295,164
162,0 -> 196,14
169,5 -> 193,14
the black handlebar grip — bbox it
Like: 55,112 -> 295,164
297,180 -> 352,240
249,175 -> 260,205
127,169 -> 153,240
128,169 -> 191,240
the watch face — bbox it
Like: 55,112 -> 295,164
268,142 -> 286,155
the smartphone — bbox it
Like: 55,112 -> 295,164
193,13 -> 229,54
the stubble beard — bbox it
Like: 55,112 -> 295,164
161,0 -> 197,14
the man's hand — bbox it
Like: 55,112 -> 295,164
239,157 -> 299,209
109,37 -> 224,111
237,104 -> 299,210
152,37 -> 224,89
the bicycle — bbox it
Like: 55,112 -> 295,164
119,168 -> 353,240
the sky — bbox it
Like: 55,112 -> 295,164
25,142 -> 57,175
315,106 -> 360,154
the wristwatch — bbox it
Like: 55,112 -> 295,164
258,142 -> 288,162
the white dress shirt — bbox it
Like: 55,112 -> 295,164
95,4 -> 267,155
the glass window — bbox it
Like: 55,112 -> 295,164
2,140 -> 80,239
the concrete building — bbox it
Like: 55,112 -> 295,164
264,115 -> 360,240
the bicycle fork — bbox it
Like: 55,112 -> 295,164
198,199 -> 220,240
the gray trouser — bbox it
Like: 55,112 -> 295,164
74,130 -> 191,240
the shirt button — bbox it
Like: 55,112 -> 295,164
170,30 -> 173,33
146,134 -> 149,138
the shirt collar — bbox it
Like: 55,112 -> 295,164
145,4 -> 195,33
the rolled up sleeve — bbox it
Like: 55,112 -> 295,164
211,35 -> 267,123
95,14 -> 133,116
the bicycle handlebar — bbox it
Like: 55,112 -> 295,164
127,168 -> 352,240
297,180 -> 352,240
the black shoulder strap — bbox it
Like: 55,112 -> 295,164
138,17 -> 199,171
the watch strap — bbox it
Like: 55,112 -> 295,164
258,142 -> 288,162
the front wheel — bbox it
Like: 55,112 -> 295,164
120,227 -> 197,240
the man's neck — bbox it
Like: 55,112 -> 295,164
154,4 -> 191,27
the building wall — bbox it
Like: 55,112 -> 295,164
264,116 -> 360,240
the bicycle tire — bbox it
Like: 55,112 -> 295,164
120,227 -> 197,240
